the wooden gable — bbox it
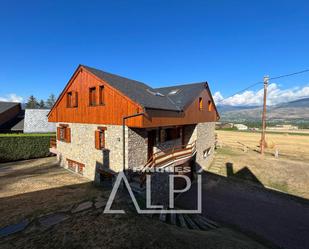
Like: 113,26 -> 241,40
48,66 -> 143,127
48,66 -> 219,128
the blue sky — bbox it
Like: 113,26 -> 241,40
0,0 -> 309,105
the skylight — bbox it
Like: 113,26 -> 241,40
168,89 -> 180,95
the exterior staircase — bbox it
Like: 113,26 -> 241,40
153,210 -> 220,231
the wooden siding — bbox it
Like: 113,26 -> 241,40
48,67 -> 143,127
48,66 -> 218,128
141,89 -> 218,128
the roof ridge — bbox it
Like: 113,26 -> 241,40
154,81 -> 206,90
81,64 -> 155,90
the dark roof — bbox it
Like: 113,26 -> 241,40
154,82 -> 207,110
10,118 -> 24,131
0,101 -> 20,114
83,65 -> 207,111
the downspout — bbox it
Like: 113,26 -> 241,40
122,112 -> 145,173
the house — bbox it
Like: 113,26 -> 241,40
24,109 -> 56,133
0,101 -> 56,133
0,101 -> 24,133
234,123 -> 248,130
48,65 -> 219,188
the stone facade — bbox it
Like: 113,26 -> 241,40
55,121 -> 215,182
195,122 -> 216,170
56,122 -> 127,180
127,128 -> 148,170
24,109 -> 56,133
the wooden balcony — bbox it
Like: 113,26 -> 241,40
143,141 -> 197,171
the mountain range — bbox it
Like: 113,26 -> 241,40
218,97 -> 309,122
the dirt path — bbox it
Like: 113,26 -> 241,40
176,172 -> 309,249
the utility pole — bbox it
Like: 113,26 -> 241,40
260,75 -> 269,155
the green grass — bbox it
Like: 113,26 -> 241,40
0,133 -> 55,137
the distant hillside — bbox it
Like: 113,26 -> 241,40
219,97 -> 309,122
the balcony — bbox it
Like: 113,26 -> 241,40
143,140 -> 197,171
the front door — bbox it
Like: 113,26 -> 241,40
147,130 -> 157,160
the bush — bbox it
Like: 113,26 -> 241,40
0,134 -> 55,162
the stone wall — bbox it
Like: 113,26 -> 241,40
24,109 -> 56,133
56,123 -> 127,180
127,128 -> 148,170
195,122 -> 216,170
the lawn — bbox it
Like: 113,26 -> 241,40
0,157 -> 269,249
210,130 -> 309,199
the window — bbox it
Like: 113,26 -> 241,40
99,85 -> 105,105
67,159 -> 85,175
199,97 -> 203,110
89,87 -> 96,106
67,91 -> 78,108
95,127 -> 107,149
57,124 -> 71,143
67,92 -> 72,107
203,147 -> 212,158
208,100 -> 212,112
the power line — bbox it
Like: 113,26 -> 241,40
269,69 -> 309,80
216,68 -> 309,104
216,81 -> 263,104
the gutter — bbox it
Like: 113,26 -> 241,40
122,112 -> 145,173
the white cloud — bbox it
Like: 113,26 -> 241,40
214,83 -> 309,106
0,93 -> 23,103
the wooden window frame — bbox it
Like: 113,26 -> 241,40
67,91 -> 78,108
199,97 -> 203,111
57,124 -> 71,143
89,87 -> 96,106
95,126 -> 107,150
99,85 -> 105,105
208,100 -> 212,112
67,92 -> 72,108
67,159 -> 85,175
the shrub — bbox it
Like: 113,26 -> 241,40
0,134 -> 55,162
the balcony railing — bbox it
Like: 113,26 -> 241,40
145,140 -> 196,170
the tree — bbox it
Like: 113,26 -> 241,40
39,99 -> 45,109
25,95 -> 39,109
46,94 -> 56,108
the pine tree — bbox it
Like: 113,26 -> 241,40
46,94 -> 56,108
39,99 -> 45,109
25,95 -> 39,109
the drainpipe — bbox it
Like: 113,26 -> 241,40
122,112 -> 145,174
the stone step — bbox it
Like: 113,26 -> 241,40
183,214 -> 200,230
196,215 -> 219,229
159,209 -> 167,222
177,214 -> 188,229
170,212 -> 176,225
189,215 -> 211,230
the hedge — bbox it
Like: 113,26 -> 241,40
0,134 -> 56,162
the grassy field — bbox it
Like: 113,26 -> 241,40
217,129 -> 309,161
211,130 -> 309,199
